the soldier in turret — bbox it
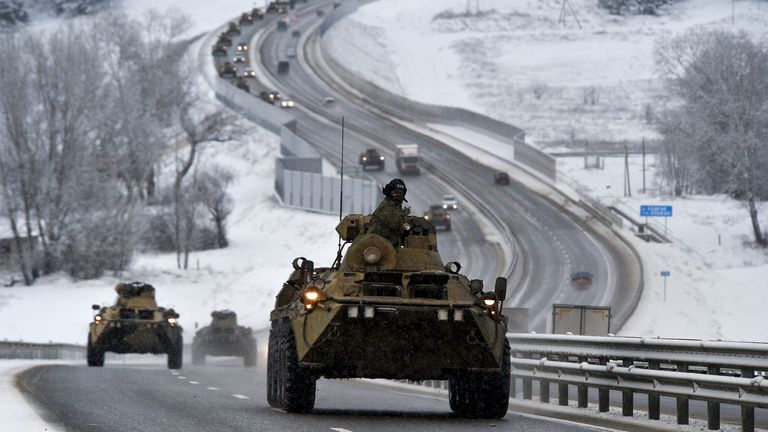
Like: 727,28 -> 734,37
367,178 -> 410,247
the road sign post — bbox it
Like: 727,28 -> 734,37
661,271 -> 671,302
641,205 -> 673,239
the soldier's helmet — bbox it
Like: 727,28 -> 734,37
383,178 -> 407,203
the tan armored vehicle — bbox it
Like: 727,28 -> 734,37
87,282 -> 182,369
192,310 -> 257,367
267,214 -> 510,418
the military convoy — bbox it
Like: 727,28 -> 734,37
192,310 -> 257,367
267,213 -> 510,418
87,282 -> 183,369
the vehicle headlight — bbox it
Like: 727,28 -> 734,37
302,285 -> 326,310
167,317 -> 177,325
481,293 -> 499,315
362,157 -> 367,161
94,315 -> 103,323
443,204 -> 448,209
379,156 -> 385,161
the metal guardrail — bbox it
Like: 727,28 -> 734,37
0,341 -> 85,360
508,333 -> 768,431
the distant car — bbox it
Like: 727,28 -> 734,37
442,194 -> 458,210
239,12 -> 253,24
280,99 -> 295,109
211,43 -> 227,57
233,53 -> 246,63
323,96 -> 335,105
277,60 -> 290,74
424,205 -> 451,231
359,148 -> 385,171
233,77 -> 250,92
226,22 -> 241,36
291,29 -> 300,38
236,42 -> 248,52
494,171 -> 510,185
218,62 -> 237,78
218,33 -> 232,47
286,47 -> 296,58
316,9 -> 325,17
251,8 -> 264,19
277,20 -> 288,32
259,90 -> 281,104
570,271 -> 594,288
241,68 -> 257,78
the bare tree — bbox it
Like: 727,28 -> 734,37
656,30 -> 768,246
0,34 -> 38,285
195,166 -> 234,249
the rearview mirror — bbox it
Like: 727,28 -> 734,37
301,259 -> 314,284
495,277 -> 508,302
91,304 -> 100,311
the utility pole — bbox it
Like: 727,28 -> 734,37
642,137 -> 646,194
558,0 -> 582,29
624,143 -> 631,197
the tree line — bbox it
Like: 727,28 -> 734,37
0,11 -> 234,284
656,30 -> 768,246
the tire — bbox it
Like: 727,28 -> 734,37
270,323 -> 316,412
449,339 -> 510,419
192,345 -> 205,366
167,333 -> 183,370
86,334 -> 105,367
267,325 -> 280,408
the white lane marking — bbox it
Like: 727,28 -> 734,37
171,372 -> 179,375
189,381 -> 200,385
207,387 -> 219,391
177,376 -> 186,379
233,394 -> 250,399
388,390 -> 446,402
330,429 -> 354,432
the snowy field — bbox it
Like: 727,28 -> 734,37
325,0 -> 768,145
1,0 -> 768,350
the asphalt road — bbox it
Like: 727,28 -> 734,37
17,359 -> 604,432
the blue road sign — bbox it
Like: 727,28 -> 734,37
641,205 -> 672,217
660,271 -> 671,277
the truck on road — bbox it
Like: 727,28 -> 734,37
395,144 -> 420,175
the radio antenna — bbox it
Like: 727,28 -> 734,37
339,116 -> 345,221
333,117 -> 346,270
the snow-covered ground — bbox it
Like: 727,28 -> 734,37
325,0 -> 768,145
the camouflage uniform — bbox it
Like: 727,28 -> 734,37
367,197 -> 410,247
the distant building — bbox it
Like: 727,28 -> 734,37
0,220 -> 40,275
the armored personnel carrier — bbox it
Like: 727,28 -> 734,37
87,282 -> 183,369
192,310 -> 257,367
267,214 -> 510,418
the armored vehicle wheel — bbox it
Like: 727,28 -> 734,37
192,346 -> 205,366
267,326 -> 280,408
449,339 -> 510,419
167,334 -> 183,370
270,323 -> 316,412
86,335 -> 104,367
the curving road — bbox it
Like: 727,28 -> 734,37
252,1 -> 639,332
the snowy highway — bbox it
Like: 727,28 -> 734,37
251,1 -> 641,332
